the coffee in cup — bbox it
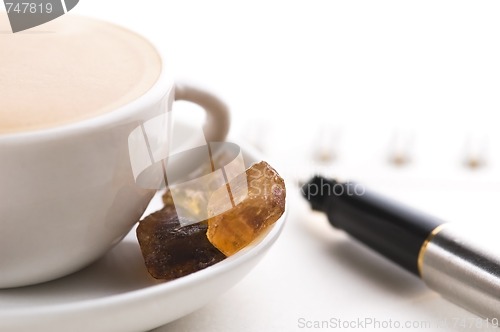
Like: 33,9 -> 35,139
0,14 -> 230,288
0,14 -> 161,134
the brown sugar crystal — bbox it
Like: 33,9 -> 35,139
137,161 -> 286,281
136,200 -> 226,281
206,161 -> 286,256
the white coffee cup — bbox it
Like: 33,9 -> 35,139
0,27 -> 230,288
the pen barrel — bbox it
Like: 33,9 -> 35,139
303,177 -> 442,275
421,225 -> 500,320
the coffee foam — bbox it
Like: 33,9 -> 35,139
0,14 -> 162,134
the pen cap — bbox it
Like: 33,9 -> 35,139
421,224 -> 500,319
302,176 -> 442,275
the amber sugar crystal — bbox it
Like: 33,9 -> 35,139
137,161 -> 286,281
136,200 -> 225,281
207,161 -> 286,256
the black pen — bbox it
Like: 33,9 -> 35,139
302,176 -> 500,320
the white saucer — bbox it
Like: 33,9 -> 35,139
0,143 -> 287,332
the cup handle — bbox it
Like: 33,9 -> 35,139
174,83 -> 230,143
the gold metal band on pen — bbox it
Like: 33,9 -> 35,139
417,223 -> 448,277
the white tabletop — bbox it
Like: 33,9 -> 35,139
29,1 -> 500,330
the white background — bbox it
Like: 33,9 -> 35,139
75,0 -> 500,190
14,1 -> 500,331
